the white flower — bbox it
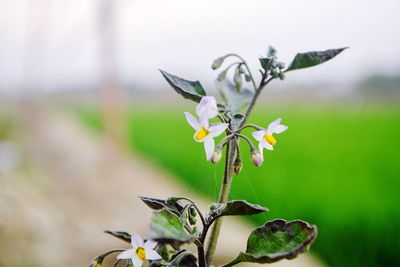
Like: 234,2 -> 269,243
196,96 -> 219,119
185,112 -> 228,160
116,233 -> 161,267
251,118 -> 288,162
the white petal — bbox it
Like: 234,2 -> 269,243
131,256 -> 144,267
258,142 -> 265,162
203,138 -> 215,160
252,130 -> 266,142
184,112 -> 199,130
146,249 -> 162,260
267,118 -> 282,133
144,240 -> 158,250
263,140 -> 274,151
199,115 -> 209,128
209,123 -> 229,137
272,124 -> 288,134
131,233 -> 144,247
117,249 -> 134,260
196,96 -> 218,119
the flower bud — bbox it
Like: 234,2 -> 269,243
268,46 -> 277,57
211,57 -> 225,70
274,61 -> 285,69
209,203 -> 218,211
234,67 -> 243,91
278,71 -> 285,80
189,206 -> 197,217
251,149 -> 263,167
188,215 -> 197,225
217,69 -> 228,81
271,67 -> 280,78
210,145 -> 223,164
233,157 -> 243,175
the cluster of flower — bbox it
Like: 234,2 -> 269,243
185,96 -> 288,167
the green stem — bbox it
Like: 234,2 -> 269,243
206,140 -> 237,265
197,243 -> 206,267
225,53 -> 257,91
237,123 -> 262,132
205,62 -> 275,266
240,76 -> 274,127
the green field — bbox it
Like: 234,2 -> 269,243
79,105 -> 400,267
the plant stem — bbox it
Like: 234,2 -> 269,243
206,66 -> 275,266
197,243 -> 206,267
206,140 -> 237,265
240,76 -> 274,128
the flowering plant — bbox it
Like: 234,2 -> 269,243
91,47 -> 346,267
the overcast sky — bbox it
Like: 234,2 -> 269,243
0,0 -> 399,92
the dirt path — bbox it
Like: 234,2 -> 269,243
0,110 -> 324,267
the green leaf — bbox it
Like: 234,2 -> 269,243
139,196 -> 184,215
217,79 -> 253,114
259,57 -> 274,71
286,47 -> 348,72
104,231 -> 131,243
210,200 -> 268,221
149,209 -> 198,245
160,70 -> 206,102
227,219 -> 317,265
168,251 -> 197,267
140,196 -> 168,210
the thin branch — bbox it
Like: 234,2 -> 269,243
225,53 -> 257,91
240,76 -> 274,127
237,124 -> 262,132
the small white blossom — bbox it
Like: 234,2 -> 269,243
252,118 -> 288,162
185,112 -> 228,160
116,233 -> 161,267
196,96 -> 219,119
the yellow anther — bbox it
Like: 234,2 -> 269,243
90,260 -> 102,267
264,134 -> 276,146
135,247 -> 146,261
195,127 -> 210,141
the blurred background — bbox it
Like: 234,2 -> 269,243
0,0 -> 399,267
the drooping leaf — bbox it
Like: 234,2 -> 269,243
160,70 -> 206,102
168,251 -> 197,267
140,196 -> 167,210
216,79 -> 253,114
139,196 -> 184,215
104,231 -> 131,243
149,209 -> 197,245
210,200 -> 268,222
286,47 -> 348,72
226,219 -> 317,265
